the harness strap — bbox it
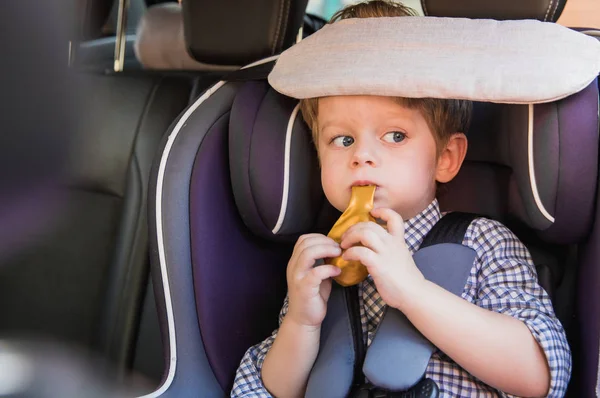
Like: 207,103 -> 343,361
420,211 -> 479,248
306,212 -> 480,397
223,60 -> 276,81
306,276 -> 356,397
351,378 -> 439,398
364,212 -> 479,391
363,240 -> 477,390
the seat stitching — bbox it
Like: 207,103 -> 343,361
543,0 -> 555,21
272,0 -> 286,54
549,0 -> 561,22
421,0 -> 429,16
279,0 -> 290,51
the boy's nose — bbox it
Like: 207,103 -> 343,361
351,145 -> 377,167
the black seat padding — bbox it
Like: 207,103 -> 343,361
0,0 -> 200,387
421,0 -> 567,21
0,0 -> 315,392
75,34 -> 142,72
0,72 -> 194,372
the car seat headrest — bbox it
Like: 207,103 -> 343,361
229,81 -> 339,243
447,83 -> 599,243
183,0 -> 309,66
236,16 -> 600,244
228,77 -> 598,245
421,0 -> 567,22
134,3 -> 238,71
269,17 -> 600,104
76,0 -> 113,40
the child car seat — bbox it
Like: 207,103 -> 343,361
140,0 -> 309,396
421,2 -> 599,395
146,0 -> 600,396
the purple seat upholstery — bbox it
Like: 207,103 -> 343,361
149,75 -> 599,396
147,0 -> 600,396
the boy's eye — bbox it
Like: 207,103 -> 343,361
382,131 -> 406,143
332,136 -> 355,147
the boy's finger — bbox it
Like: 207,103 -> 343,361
306,264 -> 342,286
342,246 -> 377,269
340,225 -> 384,252
292,235 -> 337,260
294,234 -> 330,252
342,221 -> 387,241
371,208 -> 405,237
296,244 -> 342,272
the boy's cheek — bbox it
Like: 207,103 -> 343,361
321,177 -> 350,212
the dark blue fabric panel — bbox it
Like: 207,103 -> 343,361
151,84 -> 243,397
306,284 -> 355,398
363,244 -> 476,390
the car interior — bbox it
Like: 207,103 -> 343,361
0,0 -> 598,397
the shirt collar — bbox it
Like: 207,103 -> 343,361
404,198 -> 442,254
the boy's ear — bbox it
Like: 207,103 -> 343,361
436,133 -> 468,183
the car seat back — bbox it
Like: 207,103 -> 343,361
149,1 -> 600,396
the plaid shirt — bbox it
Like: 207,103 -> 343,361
231,199 -> 571,397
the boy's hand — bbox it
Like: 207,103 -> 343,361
286,234 -> 342,329
340,208 -> 425,311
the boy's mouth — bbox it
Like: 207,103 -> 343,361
351,180 -> 377,188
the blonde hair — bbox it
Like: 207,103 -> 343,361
299,1 -> 472,153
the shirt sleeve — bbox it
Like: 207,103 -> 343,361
231,294 -> 289,397
465,218 -> 572,398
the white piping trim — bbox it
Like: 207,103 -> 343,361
272,103 -> 300,234
597,86 -> 600,394
245,54 -> 279,69
139,55 -> 278,398
596,345 -> 600,397
528,104 -> 555,223
138,80 -> 225,398
580,30 -> 600,37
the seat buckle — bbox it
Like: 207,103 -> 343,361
370,390 -> 389,398
351,378 -> 440,398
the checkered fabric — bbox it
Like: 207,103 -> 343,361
231,199 -> 571,397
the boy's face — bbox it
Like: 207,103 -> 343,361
317,95 -> 440,220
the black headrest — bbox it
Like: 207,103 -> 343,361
76,0 -> 113,40
134,3 -> 239,71
229,78 -> 598,244
421,0 -> 567,22
145,0 -> 177,5
442,81 -> 599,244
183,0 -> 309,66
229,80 -> 337,242
303,13 -> 328,37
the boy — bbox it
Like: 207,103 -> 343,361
232,1 -> 571,397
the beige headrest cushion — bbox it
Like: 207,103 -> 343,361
268,17 -> 600,104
